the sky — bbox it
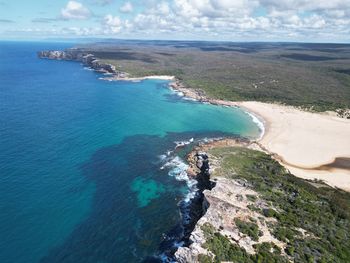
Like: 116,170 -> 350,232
0,0 -> 349,42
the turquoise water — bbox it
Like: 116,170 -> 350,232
0,41 -> 260,262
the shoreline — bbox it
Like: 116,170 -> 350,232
38,51 -> 350,190
79,57 -> 350,191
168,80 -> 266,138
37,49 -> 350,262
101,72 -> 349,191
168,78 -> 350,192
104,75 -> 175,82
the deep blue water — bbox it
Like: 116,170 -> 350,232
0,41 -> 260,263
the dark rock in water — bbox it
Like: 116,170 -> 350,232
155,150 -> 215,261
37,50 -> 118,74
179,151 -> 215,250
195,152 -> 213,190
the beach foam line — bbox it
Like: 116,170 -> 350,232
98,75 -> 175,82
142,75 -> 175,80
166,81 -> 266,141
183,97 -> 197,101
245,111 -> 265,140
117,75 -> 175,81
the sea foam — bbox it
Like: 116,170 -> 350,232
246,111 -> 265,139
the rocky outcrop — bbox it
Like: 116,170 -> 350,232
38,50 -> 119,75
193,152 -> 212,190
180,150 -> 215,248
175,177 -> 287,262
335,108 -> 350,119
38,50 -> 81,60
175,140 -> 287,262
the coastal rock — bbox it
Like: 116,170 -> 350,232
175,176 -> 287,262
179,150 -> 214,247
335,108 -> 350,119
175,140 -> 287,262
38,50 -> 118,75
38,50 -> 81,60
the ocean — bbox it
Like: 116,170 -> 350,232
0,41 -> 261,263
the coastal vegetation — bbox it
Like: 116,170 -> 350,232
200,146 -> 350,262
75,41 -> 350,112
200,222 -> 288,262
234,218 -> 262,242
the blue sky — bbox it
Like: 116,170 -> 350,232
0,0 -> 349,42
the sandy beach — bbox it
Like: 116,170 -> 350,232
169,80 -> 350,191
103,75 -> 175,82
102,76 -> 350,191
238,101 -> 350,191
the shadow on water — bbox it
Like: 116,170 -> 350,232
40,131 -> 237,263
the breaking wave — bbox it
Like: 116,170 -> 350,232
246,111 -> 265,139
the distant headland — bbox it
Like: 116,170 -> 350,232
38,50 -> 119,75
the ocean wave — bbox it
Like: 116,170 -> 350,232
168,87 -> 185,98
182,97 -> 197,101
174,137 -> 194,148
162,156 -> 189,180
161,151 -> 196,189
182,96 -> 198,101
161,156 -> 198,231
98,77 -> 113,82
246,111 -> 265,139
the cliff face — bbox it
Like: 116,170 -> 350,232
175,177 -> 286,262
175,141 -> 288,263
38,50 -> 118,74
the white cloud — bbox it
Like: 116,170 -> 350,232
173,0 -> 258,18
114,0 -> 350,41
120,2 -> 133,13
103,14 -> 123,33
260,0 -> 350,12
92,0 -> 113,5
61,1 -> 91,20
12,0 -> 349,41
4,26 -> 105,37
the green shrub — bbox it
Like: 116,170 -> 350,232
208,147 -> 350,262
263,208 -> 277,218
234,218 -> 262,241
198,254 -> 212,263
203,232 -> 253,263
246,194 -> 257,202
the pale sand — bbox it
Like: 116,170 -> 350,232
110,75 -> 175,81
238,101 -> 350,191
169,81 -> 350,190
140,75 -> 175,80
107,76 -> 350,190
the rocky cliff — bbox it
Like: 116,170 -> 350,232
38,50 -> 118,74
175,140 -> 288,262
